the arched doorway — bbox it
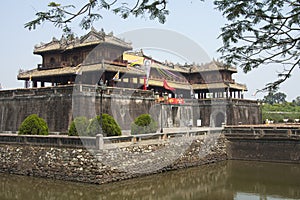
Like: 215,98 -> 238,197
215,112 -> 225,127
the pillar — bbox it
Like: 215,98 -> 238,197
24,81 -> 29,88
33,81 -> 37,88
96,134 -> 104,150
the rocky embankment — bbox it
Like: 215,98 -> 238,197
0,134 -> 227,184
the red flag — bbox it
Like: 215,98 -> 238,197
163,79 -> 175,91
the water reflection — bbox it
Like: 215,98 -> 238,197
0,161 -> 299,200
228,161 -> 300,199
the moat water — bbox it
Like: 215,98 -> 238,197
0,160 -> 299,200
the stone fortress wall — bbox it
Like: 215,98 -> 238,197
0,85 -> 261,133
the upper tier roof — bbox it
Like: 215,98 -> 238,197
34,27 -> 132,54
123,50 -> 238,73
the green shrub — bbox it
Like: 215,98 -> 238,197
262,103 -> 300,123
18,114 -> 48,135
131,114 -> 158,135
87,114 -> 121,137
87,116 -> 101,136
102,114 -> 122,137
68,116 -> 89,136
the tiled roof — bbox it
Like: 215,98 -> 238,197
17,66 -> 81,80
81,63 -> 144,75
192,82 -> 247,91
18,62 -> 247,91
17,64 -> 144,80
148,79 -> 191,90
34,28 -> 132,54
189,61 -> 237,73
124,51 -> 237,73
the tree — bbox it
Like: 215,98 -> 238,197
18,114 -> 49,135
292,96 -> 300,106
26,1 -> 300,90
263,91 -> 287,105
214,0 -> 300,91
25,1 -> 169,37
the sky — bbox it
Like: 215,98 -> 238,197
0,1 -> 299,101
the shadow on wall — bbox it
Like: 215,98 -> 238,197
215,112 -> 225,127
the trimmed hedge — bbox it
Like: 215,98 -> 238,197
87,114 -> 121,137
131,114 -> 158,135
68,116 -> 89,136
18,114 -> 48,135
101,114 -> 122,137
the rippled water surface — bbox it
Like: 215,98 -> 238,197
1,160 -> 299,200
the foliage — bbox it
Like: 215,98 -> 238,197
87,114 -> 121,137
18,114 -> 49,135
262,92 -> 287,105
261,102 -> 300,123
292,96 -> 300,106
25,0 -> 170,36
68,116 -> 89,136
131,114 -> 158,135
215,0 -> 300,91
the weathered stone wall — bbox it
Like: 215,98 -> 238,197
0,135 -> 227,184
226,139 -> 300,163
197,98 -> 261,127
0,88 -> 73,133
224,126 -> 300,163
227,99 -> 262,125
0,86 -> 154,133
0,86 -> 261,133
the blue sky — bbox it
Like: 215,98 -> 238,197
0,1 -> 299,101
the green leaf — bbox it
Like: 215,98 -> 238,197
48,2 -> 61,7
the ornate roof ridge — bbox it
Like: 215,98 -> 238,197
34,28 -> 132,53
188,60 -> 237,73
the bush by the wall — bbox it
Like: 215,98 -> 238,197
18,114 -> 48,135
87,114 -> 121,137
87,116 -> 101,136
131,114 -> 158,135
68,116 -> 89,136
102,114 -> 122,137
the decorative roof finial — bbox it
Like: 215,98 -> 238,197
91,26 -> 97,32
